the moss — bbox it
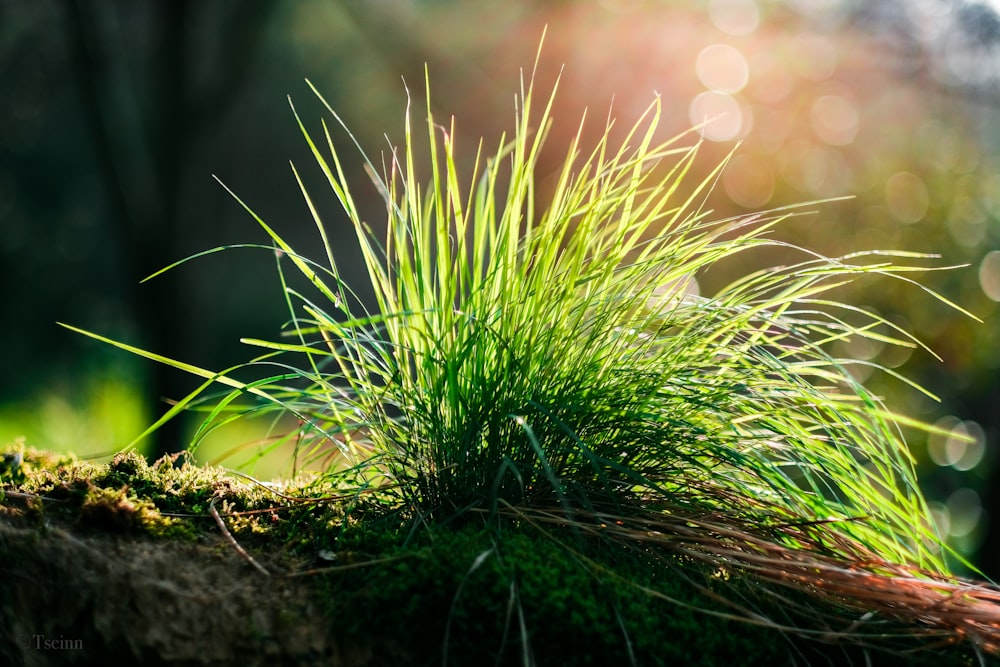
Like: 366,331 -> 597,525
1,446 -> 269,541
0,443 -> 982,666
77,483 -> 166,533
315,524 -> 976,666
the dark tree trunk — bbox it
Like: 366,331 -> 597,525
63,0 -> 275,460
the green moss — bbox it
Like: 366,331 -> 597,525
0,442 -> 360,548
1,445 -> 272,540
314,524 -> 975,666
0,443 -> 981,665
76,483 -> 169,534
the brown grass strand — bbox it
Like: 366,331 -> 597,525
499,503 -> 1000,655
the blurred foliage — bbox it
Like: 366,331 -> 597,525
1,0 -> 998,573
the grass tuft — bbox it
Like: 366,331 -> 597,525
61,45 -> 997,658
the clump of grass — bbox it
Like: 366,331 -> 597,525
63,45 -> 999,657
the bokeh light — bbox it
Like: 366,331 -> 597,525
786,32 -> 837,81
810,93 -> 859,146
689,90 -> 748,141
885,171 -> 931,224
722,152 -> 775,207
696,43 -> 750,93
708,0 -> 759,36
928,416 -> 987,472
980,250 -> 1000,301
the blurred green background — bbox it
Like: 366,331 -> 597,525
2,0 -> 998,575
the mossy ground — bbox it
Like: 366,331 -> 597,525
0,442 -> 984,666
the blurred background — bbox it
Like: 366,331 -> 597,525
2,0 -> 998,575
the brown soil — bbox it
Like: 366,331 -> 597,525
0,517 -> 379,667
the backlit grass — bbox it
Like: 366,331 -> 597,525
61,43 -> 998,659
